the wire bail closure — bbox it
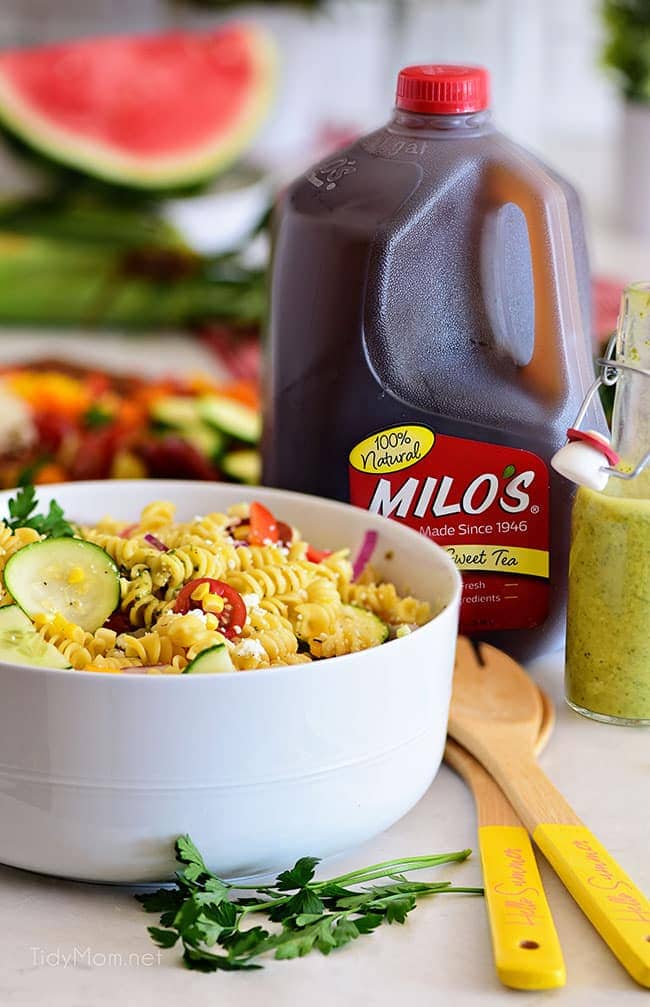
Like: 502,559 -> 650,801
569,332 -> 650,482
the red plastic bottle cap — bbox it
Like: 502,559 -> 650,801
396,65 -> 489,115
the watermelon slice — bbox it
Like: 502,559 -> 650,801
0,26 -> 275,190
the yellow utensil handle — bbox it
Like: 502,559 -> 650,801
534,824 -> 650,988
479,825 -> 566,990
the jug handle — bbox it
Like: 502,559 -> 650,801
484,157 -> 583,400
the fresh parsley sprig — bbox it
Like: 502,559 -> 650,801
137,835 -> 482,972
3,484 -> 74,538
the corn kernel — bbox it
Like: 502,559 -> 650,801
68,566 -> 85,585
203,593 -> 225,614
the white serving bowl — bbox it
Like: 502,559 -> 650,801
0,481 -> 461,884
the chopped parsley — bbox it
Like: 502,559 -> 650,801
137,834 -> 481,972
3,484 -> 74,538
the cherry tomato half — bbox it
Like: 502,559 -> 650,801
249,501 -> 279,545
306,544 -> 333,564
231,518 -> 292,546
276,521 -> 294,546
174,578 -> 246,639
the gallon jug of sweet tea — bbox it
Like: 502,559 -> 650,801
264,64 -> 606,660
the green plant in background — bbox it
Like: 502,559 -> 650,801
0,189 -> 267,328
175,0 -> 323,7
603,0 -> 650,102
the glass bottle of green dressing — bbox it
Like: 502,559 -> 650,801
563,282 -> 650,725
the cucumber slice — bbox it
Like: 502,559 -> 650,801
150,396 -> 201,429
198,395 -> 260,444
4,538 -> 120,633
180,424 -> 225,460
0,604 -> 71,669
342,604 -> 389,646
150,396 -> 225,458
184,643 -> 234,674
221,449 -> 261,484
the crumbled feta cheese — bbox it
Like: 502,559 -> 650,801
227,559 -> 236,569
241,593 -> 260,610
187,608 -> 210,624
0,383 -> 36,453
235,638 -> 266,658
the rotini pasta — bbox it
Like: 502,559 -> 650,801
34,613 -> 119,670
343,580 -> 431,627
292,577 -> 341,639
120,566 -> 174,628
309,607 -> 383,659
0,525 -> 40,571
1,499 -> 432,673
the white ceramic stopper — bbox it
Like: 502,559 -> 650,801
551,440 -> 610,491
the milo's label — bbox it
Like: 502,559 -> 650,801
348,425 -> 550,633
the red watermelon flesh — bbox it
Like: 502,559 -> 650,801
0,26 -> 274,188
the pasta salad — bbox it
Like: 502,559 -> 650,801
0,494 -> 431,674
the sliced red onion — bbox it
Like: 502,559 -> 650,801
144,533 -> 169,552
119,523 -> 138,539
351,530 -> 378,582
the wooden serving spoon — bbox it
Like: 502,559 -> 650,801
445,685 -> 566,989
449,637 -> 650,989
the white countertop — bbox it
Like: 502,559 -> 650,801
1,649 -> 649,1006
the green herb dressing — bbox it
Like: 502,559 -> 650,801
566,483 -> 650,722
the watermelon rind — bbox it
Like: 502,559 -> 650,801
0,26 -> 275,191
